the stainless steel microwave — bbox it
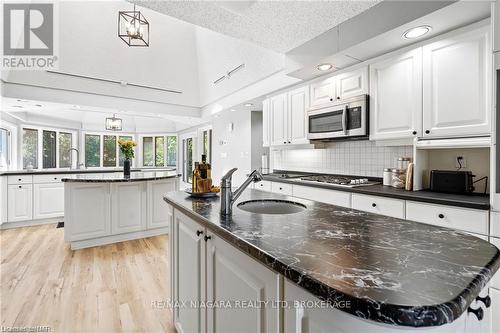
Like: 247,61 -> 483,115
307,94 -> 369,140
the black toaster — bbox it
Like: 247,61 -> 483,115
429,170 -> 474,194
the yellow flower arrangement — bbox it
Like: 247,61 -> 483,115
118,139 -> 137,160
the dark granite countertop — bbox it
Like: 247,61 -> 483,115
0,167 -> 176,176
62,171 -> 180,182
263,174 -> 490,210
164,189 -> 500,327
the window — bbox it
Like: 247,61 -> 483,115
22,128 -> 38,169
103,135 -> 117,167
59,132 -> 72,168
118,136 -> 132,166
142,135 -> 177,167
42,130 -> 56,168
183,137 -> 193,183
166,136 -> 177,167
143,137 -> 154,166
22,127 -> 76,169
0,128 -> 10,169
202,129 -> 212,164
155,136 -> 164,166
85,134 -> 100,167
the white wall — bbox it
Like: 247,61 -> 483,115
212,111 -> 253,186
3,1 -> 201,108
195,27 -> 285,106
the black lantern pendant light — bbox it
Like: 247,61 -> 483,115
118,4 -> 149,47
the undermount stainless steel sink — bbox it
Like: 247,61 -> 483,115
237,200 -> 307,215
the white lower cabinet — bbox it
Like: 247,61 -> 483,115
171,209 -> 279,333
206,230 -> 279,333
351,193 -> 405,218
284,279 -> 473,333
405,201 -> 489,236
172,210 -> 206,333
147,179 -> 176,229
33,183 -> 64,219
271,182 -> 293,196
254,180 -> 272,192
67,183 -> 111,241
292,184 -> 351,208
7,184 -> 33,222
111,182 -> 147,234
490,288 -> 500,333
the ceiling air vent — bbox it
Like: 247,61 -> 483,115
213,63 -> 245,85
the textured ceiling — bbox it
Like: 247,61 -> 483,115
132,0 -> 382,53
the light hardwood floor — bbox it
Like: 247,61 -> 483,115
1,224 -> 176,333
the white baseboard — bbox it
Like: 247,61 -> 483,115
0,216 -> 63,229
70,227 -> 169,250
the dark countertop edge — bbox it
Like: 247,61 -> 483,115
263,176 -> 490,210
0,168 -> 176,176
163,195 -> 500,328
62,174 -> 181,183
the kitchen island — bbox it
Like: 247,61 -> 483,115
63,171 -> 179,249
164,189 -> 500,332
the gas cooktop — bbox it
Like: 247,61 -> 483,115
299,175 -> 380,188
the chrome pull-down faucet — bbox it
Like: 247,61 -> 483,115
220,168 -> 263,216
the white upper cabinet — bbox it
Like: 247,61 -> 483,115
309,77 -> 337,109
370,48 -> 422,140
288,86 -> 310,145
422,25 -> 491,138
270,93 -> 288,146
336,67 -> 368,100
494,1 -> 500,52
262,99 -> 270,147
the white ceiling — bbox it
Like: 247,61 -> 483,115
0,97 -> 206,132
132,0 -> 382,53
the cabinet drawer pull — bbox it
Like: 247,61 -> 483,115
54,177 -> 58,180
425,130 -> 430,134
283,141 -> 286,144
476,295 -> 491,308
371,203 -> 377,207
18,178 -> 22,181
412,131 -> 417,135
204,235 -> 212,242
467,306 -> 483,321
18,185 -> 22,189
196,230 -> 203,236
329,98 -> 334,102
279,187 -> 283,190
438,214 -> 444,219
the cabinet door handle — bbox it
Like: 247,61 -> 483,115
283,141 -> 286,144
196,230 -> 203,236
412,131 -> 417,135
18,185 -> 22,189
372,203 -> 377,207
337,96 -> 341,100
467,306 -> 483,321
204,235 -> 212,242
329,98 -> 334,102
476,295 -> 491,308
438,214 -> 444,219
425,130 -> 430,134
288,141 -> 291,144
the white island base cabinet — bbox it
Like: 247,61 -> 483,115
168,206 -> 491,333
284,280 -> 490,333
64,178 -> 177,250
170,209 -> 279,333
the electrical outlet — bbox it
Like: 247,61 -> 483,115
455,156 -> 467,169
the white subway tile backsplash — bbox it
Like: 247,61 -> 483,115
272,141 -> 413,178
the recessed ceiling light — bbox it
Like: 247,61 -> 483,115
317,63 -> 333,72
244,103 -> 253,107
230,109 -> 236,112
35,104 -> 42,107
403,25 -> 432,39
